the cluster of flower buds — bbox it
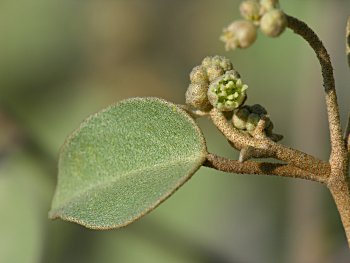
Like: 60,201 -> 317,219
232,104 -> 282,141
185,56 -> 282,141
221,0 -> 287,50
186,55 -> 247,112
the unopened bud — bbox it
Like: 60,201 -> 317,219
260,0 -> 279,14
208,70 -> 248,111
260,9 -> 287,37
250,104 -> 267,115
211,55 -> 234,72
240,0 -> 261,22
206,65 -> 225,82
190,66 -> 208,84
246,113 -> 260,133
232,106 -> 250,130
201,55 -> 234,73
220,20 -> 257,50
185,83 -> 212,111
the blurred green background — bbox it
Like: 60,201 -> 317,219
1,0 -> 350,262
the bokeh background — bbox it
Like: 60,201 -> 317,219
1,0 -> 350,262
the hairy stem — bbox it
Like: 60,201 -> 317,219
204,153 -> 328,183
345,113 -> 350,152
346,17 -> 350,68
210,108 -> 331,175
286,15 -> 345,162
287,14 -> 350,246
346,18 -> 350,153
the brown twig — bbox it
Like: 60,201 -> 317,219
204,153 -> 329,184
210,108 -> 331,175
346,17 -> 350,68
286,15 -> 345,163
346,18 -> 350,153
345,113 -> 350,152
286,14 -> 350,246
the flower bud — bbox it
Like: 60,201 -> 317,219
185,83 -> 212,111
201,55 -> 234,73
259,0 -> 279,14
211,55 -> 234,72
220,20 -> 257,50
208,70 -> 248,111
246,113 -> 260,133
240,0 -> 261,22
250,104 -> 267,115
232,106 -> 250,130
206,65 -> 225,82
190,66 -> 208,84
260,9 -> 287,37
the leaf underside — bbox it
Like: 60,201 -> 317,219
49,97 -> 207,229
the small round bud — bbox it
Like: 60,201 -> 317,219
246,113 -> 260,133
265,121 -> 274,134
240,0 -> 261,22
185,83 -> 212,111
220,20 -> 257,50
232,106 -> 250,130
201,56 -> 213,68
201,55 -> 234,73
260,0 -> 279,14
211,55 -> 234,72
260,9 -> 287,37
190,66 -> 208,84
250,104 -> 267,115
208,70 -> 248,111
206,65 -> 225,82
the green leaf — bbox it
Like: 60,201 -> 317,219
49,97 -> 207,229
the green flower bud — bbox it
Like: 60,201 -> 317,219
232,106 -> 250,130
206,64 -> 225,82
190,66 -> 208,84
220,20 -> 257,50
246,113 -> 260,133
260,9 -> 287,37
185,83 -> 212,111
240,0 -> 261,22
208,70 -> 248,111
259,0 -> 279,14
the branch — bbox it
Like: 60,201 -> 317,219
346,17 -> 350,68
346,18 -> 350,153
210,108 -> 331,175
345,113 -> 350,152
204,153 -> 328,184
286,14 -> 345,163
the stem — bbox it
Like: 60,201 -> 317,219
346,18 -> 350,152
210,108 -> 331,175
345,113 -> 350,152
346,17 -> 350,68
286,15 -> 345,161
286,14 -> 350,246
204,153 -> 328,183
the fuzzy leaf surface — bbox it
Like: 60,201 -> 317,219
49,97 -> 207,229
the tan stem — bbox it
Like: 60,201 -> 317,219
345,113 -> 350,152
204,153 -> 328,183
286,15 -> 345,161
210,108 -> 330,176
287,14 -> 350,246
346,17 -> 350,68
